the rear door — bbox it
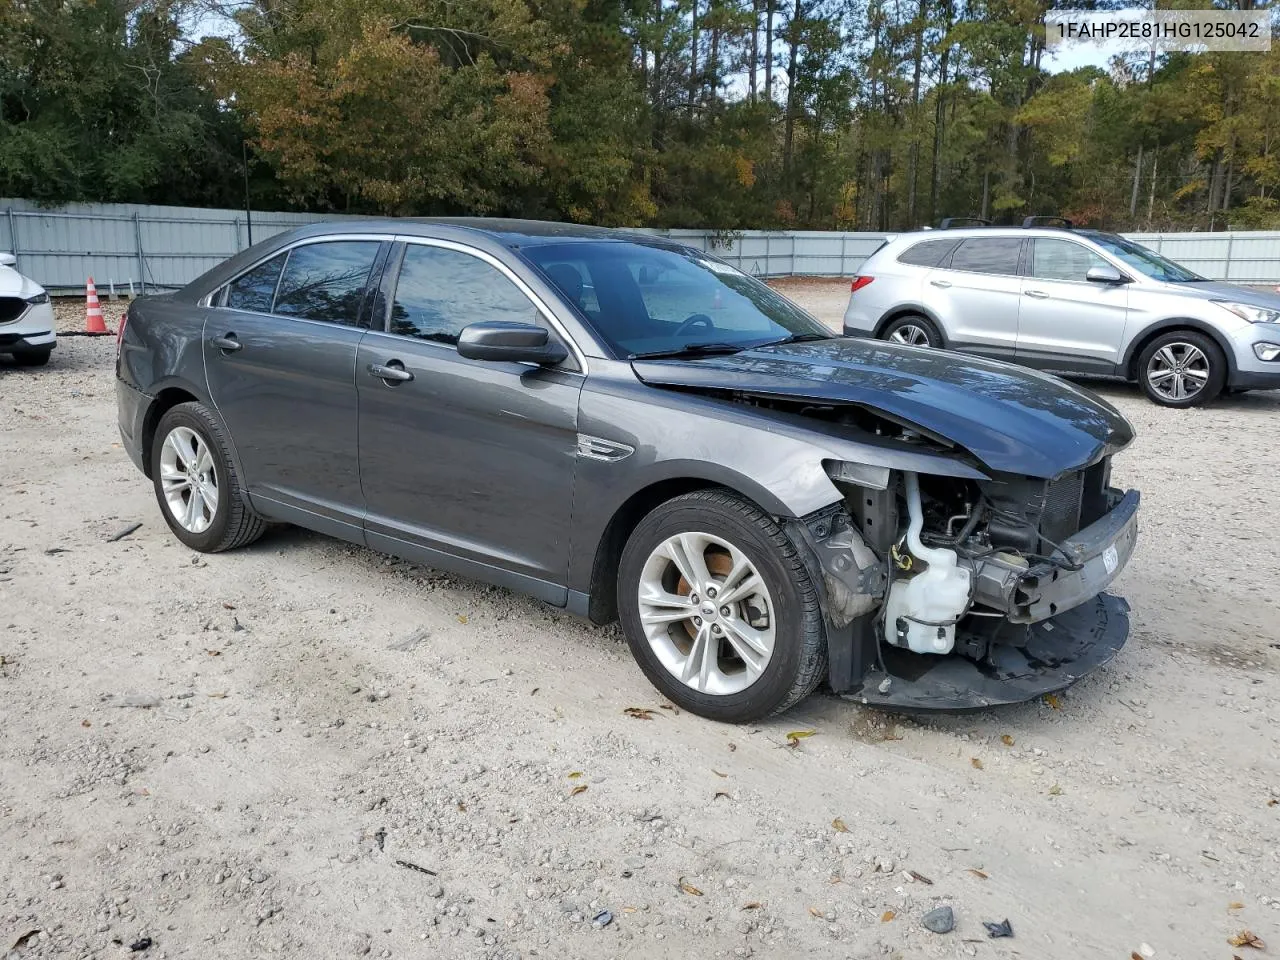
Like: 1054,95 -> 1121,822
204,238 -> 387,537
1016,238 -> 1130,372
356,240 -> 583,601
925,237 -> 1024,356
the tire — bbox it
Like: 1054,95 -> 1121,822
12,347 -> 52,367
880,314 -> 942,348
150,402 -> 266,553
616,489 -> 827,723
1136,330 -> 1226,407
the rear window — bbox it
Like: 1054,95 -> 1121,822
273,241 -> 381,326
896,239 -> 960,267
948,238 -> 1023,275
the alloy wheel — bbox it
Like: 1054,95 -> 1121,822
636,532 -> 776,696
1146,342 -> 1209,401
159,425 -> 219,534
888,323 -> 932,347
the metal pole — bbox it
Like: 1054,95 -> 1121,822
5,208 -> 18,273
243,141 -> 254,247
1224,234 -> 1234,282
234,216 -> 242,253
133,212 -> 145,294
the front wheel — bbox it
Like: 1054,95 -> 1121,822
1136,331 -> 1225,407
12,347 -> 52,367
616,489 -> 827,722
150,402 -> 266,552
880,314 -> 942,348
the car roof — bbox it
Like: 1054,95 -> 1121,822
891,226 -> 1113,243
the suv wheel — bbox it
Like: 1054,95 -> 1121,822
151,402 -> 267,552
12,347 -> 52,367
616,489 -> 827,723
881,314 -> 941,348
1136,331 -> 1225,407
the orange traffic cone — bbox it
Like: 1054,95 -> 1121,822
85,276 -> 109,334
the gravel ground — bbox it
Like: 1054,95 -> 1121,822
1,285 -> 1277,960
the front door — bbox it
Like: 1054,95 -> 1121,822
1016,238 -> 1130,373
203,238 -> 385,536
356,241 -> 583,602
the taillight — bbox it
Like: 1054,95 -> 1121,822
850,275 -> 874,293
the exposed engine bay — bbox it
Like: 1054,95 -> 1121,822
788,452 -> 1139,709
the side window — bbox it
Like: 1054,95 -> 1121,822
948,238 -> 1023,275
1030,239 -> 1112,282
390,244 -> 541,345
224,253 -> 286,313
273,241 -> 381,326
897,239 -> 960,267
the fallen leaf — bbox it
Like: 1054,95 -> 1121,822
808,906 -> 824,918
832,818 -> 849,833
1044,693 -> 1063,710
1049,784 -> 1063,796
1229,902 -> 1246,911
678,878 -> 703,896
530,687 -> 539,695
206,691 -> 227,698
1132,953 -> 1143,960
828,875 -> 842,884
712,769 -> 728,778
659,703 -> 680,714
786,730 -> 816,744
1001,734 -> 1015,746
456,802 -> 467,812
567,771 -> 583,779
740,901 -> 762,911
569,785 -> 588,797
457,615 -> 468,624
908,870 -> 933,885
622,906 -> 637,914
1228,930 -> 1264,949
971,757 -> 984,770
1268,799 -> 1277,807
81,719 -> 91,728
967,868 -> 989,880
881,910 -> 896,922
713,791 -> 730,800
204,649 -> 221,656
624,707 -> 659,720
222,602 -> 236,610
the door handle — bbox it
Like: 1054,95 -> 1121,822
1024,289 -> 1049,299
929,279 -> 952,289
368,361 -> 414,384
210,335 -> 242,353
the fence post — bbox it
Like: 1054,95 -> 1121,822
1223,233 -> 1234,282
5,208 -> 17,274
234,216 -> 242,253
133,212 -> 145,293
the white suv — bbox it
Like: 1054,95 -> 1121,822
0,253 -> 57,366
843,223 -> 1280,407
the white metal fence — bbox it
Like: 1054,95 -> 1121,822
5,197 -> 1280,293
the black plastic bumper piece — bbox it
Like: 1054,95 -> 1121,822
841,591 -> 1129,711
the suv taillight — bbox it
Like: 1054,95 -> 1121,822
850,276 -> 874,293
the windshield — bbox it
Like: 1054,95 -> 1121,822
1087,234 -> 1205,283
523,241 -> 830,358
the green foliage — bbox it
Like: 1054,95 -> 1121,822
2,0 -> 1278,229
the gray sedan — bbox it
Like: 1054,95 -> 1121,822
116,219 -> 1140,720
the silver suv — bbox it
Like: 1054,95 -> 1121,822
843,224 -> 1280,406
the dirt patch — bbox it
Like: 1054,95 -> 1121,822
1,290 -> 1278,959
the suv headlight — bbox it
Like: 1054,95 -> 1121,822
1213,300 -> 1280,324
24,291 -> 49,305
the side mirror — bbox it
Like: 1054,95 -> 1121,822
457,321 -> 568,365
1086,264 -> 1126,284
0,252 -> 16,268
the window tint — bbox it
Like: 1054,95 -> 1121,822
948,238 -> 1023,275
273,241 -> 380,326
1030,239 -> 1111,281
390,245 -> 540,346
897,239 -> 959,267
225,253 -> 286,313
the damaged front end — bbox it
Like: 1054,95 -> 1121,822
789,456 -> 1138,711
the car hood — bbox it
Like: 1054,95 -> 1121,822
0,266 -> 44,299
1164,279 -> 1280,309
631,338 -> 1134,479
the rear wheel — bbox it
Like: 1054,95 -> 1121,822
616,489 -> 827,722
880,314 -> 941,348
1136,330 -> 1225,407
12,347 -> 51,367
151,402 -> 266,552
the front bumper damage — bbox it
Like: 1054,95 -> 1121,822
789,486 -> 1138,712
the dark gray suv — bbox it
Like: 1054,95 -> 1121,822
116,220 -> 1140,720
